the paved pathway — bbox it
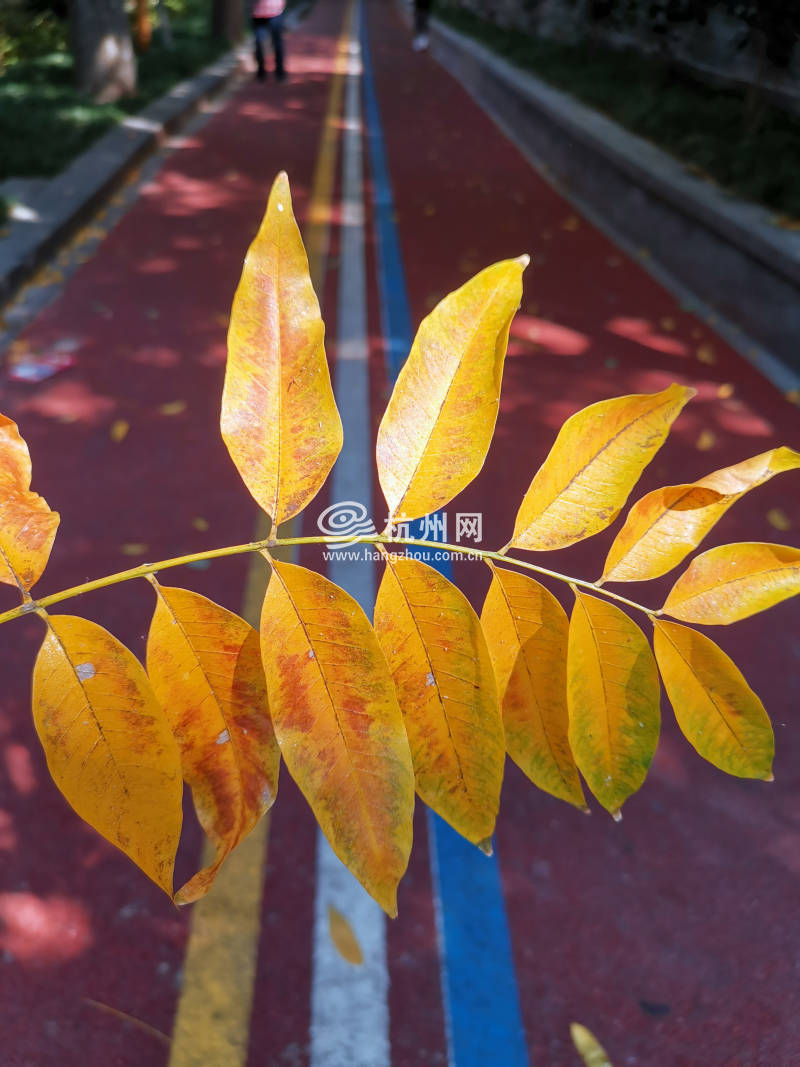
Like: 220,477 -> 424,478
0,1 -> 799,1064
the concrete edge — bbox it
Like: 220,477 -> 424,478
0,49 -> 242,306
431,18 -> 800,291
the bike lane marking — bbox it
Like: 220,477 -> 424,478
360,4 -> 529,1064
309,2 -> 393,1064
167,6 -> 354,1065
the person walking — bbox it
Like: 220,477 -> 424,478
252,0 -> 287,82
413,0 -> 432,50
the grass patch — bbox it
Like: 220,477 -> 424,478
0,0 -> 226,179
437,5 -> 800,219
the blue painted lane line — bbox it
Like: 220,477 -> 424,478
359,7 -> 529,1063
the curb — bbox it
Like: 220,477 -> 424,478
431,18 -> 800,376
0,48 -> 242,306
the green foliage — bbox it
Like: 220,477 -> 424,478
590,1 -> 800,69
0,2 -> 67,73
437,4 -> 800,219
0,0 -> 225,180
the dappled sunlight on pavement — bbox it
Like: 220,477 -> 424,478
0,0 -> 797,1062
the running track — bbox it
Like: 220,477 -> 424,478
0,1 -> 799,1063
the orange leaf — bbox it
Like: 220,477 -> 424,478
480,566 -> 585,809
0,415 -> 60,590
146,585 -> 280,904
602,447 -> 800,582
567,592 -> 660,816
32,616 -> 182,894
508,384 -> 694,552
653,620 -> 773,778
221,172 -> 342,526
662,542 -> 800,624
374,554 -> 503,845
260,560 -> 414,916
328,906 -> 363,965
376,257 -> 526,524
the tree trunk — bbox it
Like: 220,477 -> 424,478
134,0 -> 153,53
211,0 -> 244,44
69,0 -> 137,102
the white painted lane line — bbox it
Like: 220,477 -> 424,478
309,6 -> 392,1066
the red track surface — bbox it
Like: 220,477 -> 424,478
1,0 -> 799,1062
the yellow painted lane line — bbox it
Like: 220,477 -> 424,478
305,3 -> 353,293
167,4 -> 353,1064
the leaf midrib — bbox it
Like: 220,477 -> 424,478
273,565 -> 387,864
388,559 -> 472,800
392,276 -> 508,519
495,569 -> 573,795
519,392 -> 679,540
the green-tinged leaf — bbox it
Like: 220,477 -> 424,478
221,172 -> 342,526
508,384 -> 694,552
146,585 -> 280,904
0,414 -> 60,590
32,615 -> 183,895
662,542 -> 800,624
260,560 -> 414,916
602,447 -> 800,582
480,566 -> 585,809
377,257 -> 527,523
374,554 -> 503,845
653,620 -> 774,778
571,1023 -> 614,1067
567,592 -> 660,816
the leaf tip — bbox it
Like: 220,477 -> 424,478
611,808 -> 623,823
764,771 -> 775,783
516,253 -> 530,269
581,805 -> 591,816
477,836 -> 494,856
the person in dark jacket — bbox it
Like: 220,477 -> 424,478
253,0 -> 286,81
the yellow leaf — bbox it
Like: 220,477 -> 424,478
571,1023 -> 614,1067
662,542 -> 800,624
328,906 -> 363,965
221,172 -> 342,527
158,400 -> 187,417
146,586 -> 280,904
508,384 -> 694,552
602,447 -> 800,582
376,257 -> 527,523
110,419 -> 130,443
32,615 -> 183,894
0,415 -> 60,590
260,560 -> 413,916
480,566 -> 585,809
567,592 -> 660,816
374,555 -> 503,845
653,620 -> 773,778
767,508 -> 792,532
121,543 -> 148,557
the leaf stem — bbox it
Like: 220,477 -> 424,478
0,538 -> 274,626
0,533 -> 656,628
